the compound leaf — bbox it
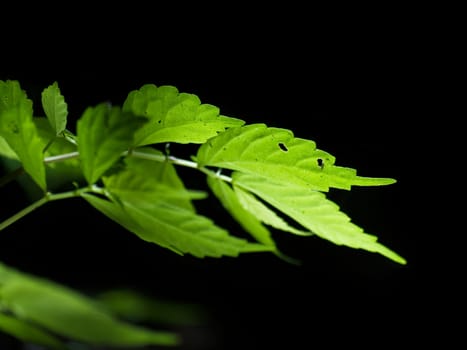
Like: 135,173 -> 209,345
197,123 -> 396,192
77,103 -> 146,184
233,172 -> 406,264
0,262 -> 179,347
122,84 -> 244,145
0,80 -> 46,190
41,81 -> 68,135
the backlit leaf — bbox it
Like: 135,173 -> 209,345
0,80 -> 46,190
233,185 -> 311,236
122,84 -> 244,145
207,175 -> 276,247
197,123 -> 396,192
233,172 -> 406,264
104,148 -> 206,212
77,103 -> 146,184
41,81 -> 68,135
82,192 -> 273,258
0,136 -> 18,160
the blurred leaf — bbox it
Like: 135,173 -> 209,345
97,289 -> 209,326
0,313 -> 66,350
0,262 -> 180,347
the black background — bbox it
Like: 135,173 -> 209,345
0,10 -> 428,349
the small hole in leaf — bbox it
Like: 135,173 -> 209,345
317,158 -> 324,168
278,142 -> 288,152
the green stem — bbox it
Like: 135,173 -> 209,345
44,151 -> 80,164
0,151 -> 80,188
129,150 -> 232,183
0,186 -> 97,232
0,196 -> 49,231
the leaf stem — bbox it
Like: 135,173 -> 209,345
44,151 -> 80,164
0,195 -> 49,231
129,150 -> 232,183
0,186 -> 97,232
0,151 -> 80,188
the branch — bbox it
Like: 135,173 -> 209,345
0,186 -> 99,232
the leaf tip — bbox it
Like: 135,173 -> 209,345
354,176 -> 397,187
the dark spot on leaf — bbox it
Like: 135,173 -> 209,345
278,142 -> 288,152
9,123 -> 19,134
317,158 -> 324,168
158,119 -> 162,124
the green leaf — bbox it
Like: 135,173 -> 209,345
233,172 -> 406,264
0,80 -> 46,190
207,175 -> 276,247
41,81 -> 68,135
0,135 -> 18,160
197,123 -> 396,192
104,148 -> 206,212
77,103 -> 146,184
233,185 -> 311,236
0,262 -> 180,347
122,84 -> 244,145
0,313 -> 66,350
82,192 -> 273,258
34,118 -> 82,190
